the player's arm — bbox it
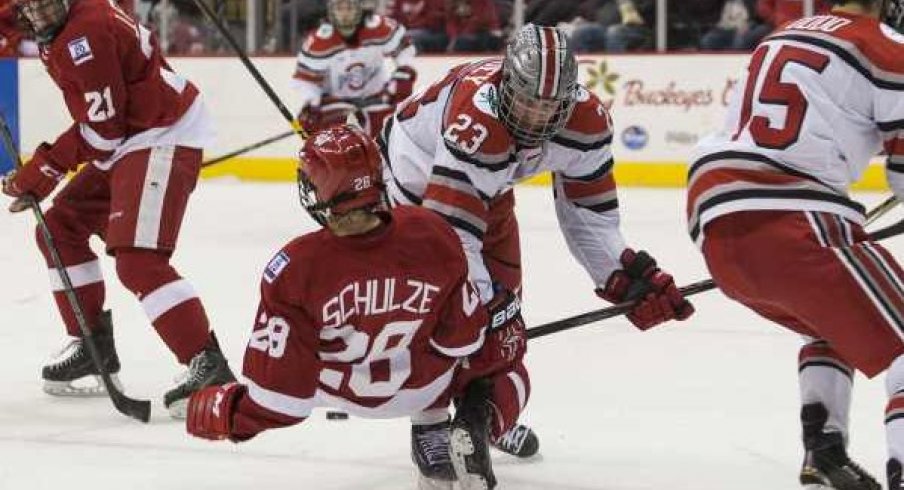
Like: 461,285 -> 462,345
876,80 -> 904,202
187,253 -> 320,442
422,138 -> 498,302
381,18 -> 417,105
291,34 -> 329,111
3,27 -> 128,209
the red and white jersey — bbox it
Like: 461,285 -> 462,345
382,59 -> 626,301
38,0 -> 213,172
239,207 -> 487,423
292,14 -> 414,109
687,12 -> 904,245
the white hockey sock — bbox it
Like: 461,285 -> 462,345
799,338 -> 853,438
885,355 -> 904,462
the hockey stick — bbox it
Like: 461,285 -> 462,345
527,197 -> 904,340
201,130 -> 295,169
0,115 -> 151,423
190,0 -> 307,139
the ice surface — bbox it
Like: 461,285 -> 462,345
0,183 -> 896,490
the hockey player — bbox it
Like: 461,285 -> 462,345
185,125 -> 528,490
2,0 -> 235,417
380,22 -> 696,461
292,0 -> 417,139
687,0 -> 904,488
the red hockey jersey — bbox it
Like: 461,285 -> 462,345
37,0 -> 213,171
236,206 -> 487,431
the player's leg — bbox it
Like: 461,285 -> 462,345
37,165 -> 121,396
450,362 -> 530,490
703,210 -> 887,489
480,190 -> 539,458
107,146 -> 235,417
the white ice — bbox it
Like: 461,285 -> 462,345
0,183 -> 897,490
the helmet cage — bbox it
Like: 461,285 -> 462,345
497,24 -> 578,146
327,0 -> 363,38
16,0 -> 69,44
883,0 -> 904,33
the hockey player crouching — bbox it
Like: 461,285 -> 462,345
186,125 -> 527,490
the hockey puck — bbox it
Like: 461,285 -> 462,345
326,410 -> 349,420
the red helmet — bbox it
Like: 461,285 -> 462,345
298,125 -> 385,226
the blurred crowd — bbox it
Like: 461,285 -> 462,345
0,0 -> 832,57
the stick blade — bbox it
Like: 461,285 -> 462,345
112,392 -> 152,423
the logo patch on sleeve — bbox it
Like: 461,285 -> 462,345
67,37 -> 94,65
264,251 -> 291,283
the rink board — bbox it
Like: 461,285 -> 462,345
14,54 -> 889,189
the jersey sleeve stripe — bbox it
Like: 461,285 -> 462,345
561,157 -> 614,182
562,174 -> 616,200
551,131 -> 611,151
879,119 -> 904,132
79,123 -> 123,152
246,378 -> 315,419
443,141 -> 514,172
429,328 -> 486,358
424,182 -> 488,219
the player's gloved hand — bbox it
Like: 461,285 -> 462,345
596,248 -> 694,330
467,288 -> 527,377
1,143 -> 66,212
186,382 -> 246,441
382,66 -> 416,105
297,105 -> 328,134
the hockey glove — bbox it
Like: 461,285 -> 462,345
466,289 -> 527,378
2,143 -> 66,212
383,66 -> 417,106
187,382 -> 246,441
597,248 -> 694,330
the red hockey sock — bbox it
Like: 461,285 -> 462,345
115,248 -> 210,364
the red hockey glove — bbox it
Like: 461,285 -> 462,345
383,66 -> 416,105
467,289 -> 527,378
2,143 -> 66,212
596,248 -> 694,330
187,382 -> 246,441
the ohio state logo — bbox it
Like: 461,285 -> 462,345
339,62 -> 377,91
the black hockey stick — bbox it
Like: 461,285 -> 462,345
201,130 -> 295,169
527,197 -> 904,340
191,0 -> 307,139
0,114 -> 151,423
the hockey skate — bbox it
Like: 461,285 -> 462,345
42,310 -> 122,397
450,379 -> 497,490
163,332 -> 236,419
890,458 -> 904,490
412,419 -> 456,490
493,423 -> 540,458
799,403 -> 880,490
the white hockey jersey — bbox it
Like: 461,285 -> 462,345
687,12 -> 904,245
292,14 -> 415,108
381,60 -> 626,302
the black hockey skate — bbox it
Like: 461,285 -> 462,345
163,332 -> 235,419
890,458 -> 904,490
799,403 -> 880,490
42,310 -> 122,397
493,423 -> 540,458
450,379 -> 497,490
412,419 -> 455,490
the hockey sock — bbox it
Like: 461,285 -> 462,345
886,355 -> 904,462
798,339 -> 853,438
115,248 -> 209,364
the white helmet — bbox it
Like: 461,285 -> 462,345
16,0 -> 71,44
497,24 -> 578,146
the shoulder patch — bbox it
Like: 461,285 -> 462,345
365,14 -> 382,29
264,251 -> 291,284
67,36 -> 93,66
316,23 -> 334,39
472,84 -> 498,118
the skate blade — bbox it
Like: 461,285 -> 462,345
43,374 -> 123,398
801,485 -> 836,490
450,428 -> 491,490
167,399 -> 188,420
417,474 -> 452,490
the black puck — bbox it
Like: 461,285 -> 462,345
326,410 -> 349,420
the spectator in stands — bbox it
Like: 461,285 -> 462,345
668,0 -> 722,49
756,0 -> 831,32
605,0 -> 654,52
0,2 -> 37,57
700,0 -> 769,50
446,0 -> 503,52
569,0 -> 619,53
525,0 -> 584,26
390,0 -> 449,53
